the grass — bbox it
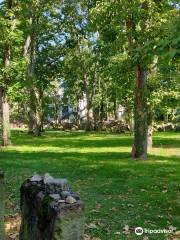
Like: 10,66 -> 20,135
0,130 -> 180,240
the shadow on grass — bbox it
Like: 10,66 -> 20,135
1,130 -> 180,239
10,131 -> 133,148
10,130 -> 180,150
153,138 -> 180,149
1,149 -> 180,179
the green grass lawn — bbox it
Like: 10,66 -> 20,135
0,130 -> 180,240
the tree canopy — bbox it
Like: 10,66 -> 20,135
0,0 -> 179,159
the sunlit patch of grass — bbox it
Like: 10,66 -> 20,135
0,130 -> 180,240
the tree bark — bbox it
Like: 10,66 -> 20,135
147,108 -> 153,149
27,90 -> 35,134
83,68 -> 92,131
0,0 -> 16,146
28,34 -> 37,135
34,115 -> 41,136
113,97 -> 118,120
86,98 -> 92,131
0,89 -> 11,146
1,42 -> 11,146
34,98 -> 42,136
147,55 -> 158,148
24,11 -> 40,136
132,65 -> 148,159
126,107 -> 133,135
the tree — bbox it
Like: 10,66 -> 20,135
0,0 -> 22,146
61,0 -> 100,130
20,0 -> 62,136
91,0 -> 172,159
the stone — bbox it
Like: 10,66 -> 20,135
49,194 -> 60,201
43,173 -> 54,184
43,173 -> 71,194
58,199 -> 65,203
20,174 -> 85,240
30,174 -> 42,182
60,191 -> 71,199
71,193 -> 80,201
65,196 -> 77,204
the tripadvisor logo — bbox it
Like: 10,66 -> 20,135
134,226 -> 174,235
135,227 -> 144,235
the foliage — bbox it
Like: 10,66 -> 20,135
0,0 -> 179,138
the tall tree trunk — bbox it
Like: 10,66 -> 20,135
24,12 -> 39,136
99,101 -> 104,122
34,112 -> 41,136
40,94 -> 45,133
132,65 -> 148,159
1,42 -> 11,146
24,35 -> 35,134
106,102 -> 109,121
27,90 -> 35,134
82,57 -> 97,131
0,0 -> 16,146
86,99 -> 92,131
28,37 -> 37,135
126,107 -> 133,135
147,111 -> 153,149
33,91 -> 43,136
113,97 -> 118,120
0,89 -> 11,146
27,110 -> 34,134
83,70 -> 92,131
54,100 -> 59,125
76,96 -> 80,126
147,56 -> 158,148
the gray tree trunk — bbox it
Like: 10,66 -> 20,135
132,65 -> 148,159
126,107 -> 133,135
147,56 -> 158,149
1,42 -> 11,146
147,110 -> 153,149
113,98 -> 118,120
86,105 -> 92,131
1,89 -> 11,146
24,13 -> 40,136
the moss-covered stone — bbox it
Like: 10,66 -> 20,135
20,174 -> 85,240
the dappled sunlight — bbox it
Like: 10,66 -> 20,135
149,147 -> 180,158
5,215 -> 21,240
3,145 -> 131,154
1,131 -> 180,240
